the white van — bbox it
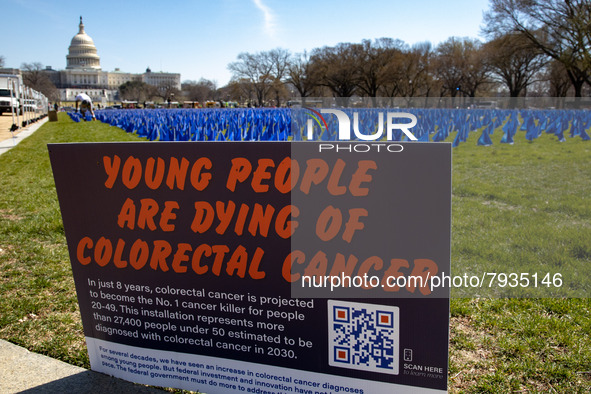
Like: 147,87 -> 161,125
0,74 -> 22,115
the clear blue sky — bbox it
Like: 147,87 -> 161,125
3,0 -> 490,86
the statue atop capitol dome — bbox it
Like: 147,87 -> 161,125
66,16 -> 101,70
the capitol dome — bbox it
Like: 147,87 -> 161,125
66,17 -> 101,70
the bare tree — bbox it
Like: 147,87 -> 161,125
355,38 -> 404,106
462,39 -> 491,98
310,43 -> 359,105
119,80 -> 155,103
182,79 -> 217,102
484,32 -> 547,97
226,79 -> 256,106
21,62 -> 60,101
287,51 -> 320,102
433,38 -> 490,99
228,51 -> 275,106
546,59 -> 572,97
483,0 -> 591,97
267,48 -> 291,106
228,48 -> 291,107
378,41 -> 408,98
0,55 -> 5,68
153,80 -> 180,103
434,38 -> 469,98
386,42 -> 434,103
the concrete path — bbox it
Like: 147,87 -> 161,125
0,117 -> 48,157
0,340 -> 164,393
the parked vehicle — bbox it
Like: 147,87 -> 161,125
0,74 -> 22,115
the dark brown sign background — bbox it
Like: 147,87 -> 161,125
49,142 -> 451,393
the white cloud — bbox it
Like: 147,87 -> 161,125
252,0 -> 277,39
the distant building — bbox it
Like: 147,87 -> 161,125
0,68 -> 22,76
44,17 -> 181,104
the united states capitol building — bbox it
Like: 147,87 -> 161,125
44,17 -> 181,105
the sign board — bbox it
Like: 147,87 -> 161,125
49,142 -> 451,393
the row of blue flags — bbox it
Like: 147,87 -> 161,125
93,109 -> 289,142
86,108 -> 590,146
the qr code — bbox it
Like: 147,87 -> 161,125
328,300 -> 399,375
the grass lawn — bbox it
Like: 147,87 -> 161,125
0,112 -> 590,392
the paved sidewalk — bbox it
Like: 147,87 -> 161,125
0,340 -> 164,393
0,117 -> 48,157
